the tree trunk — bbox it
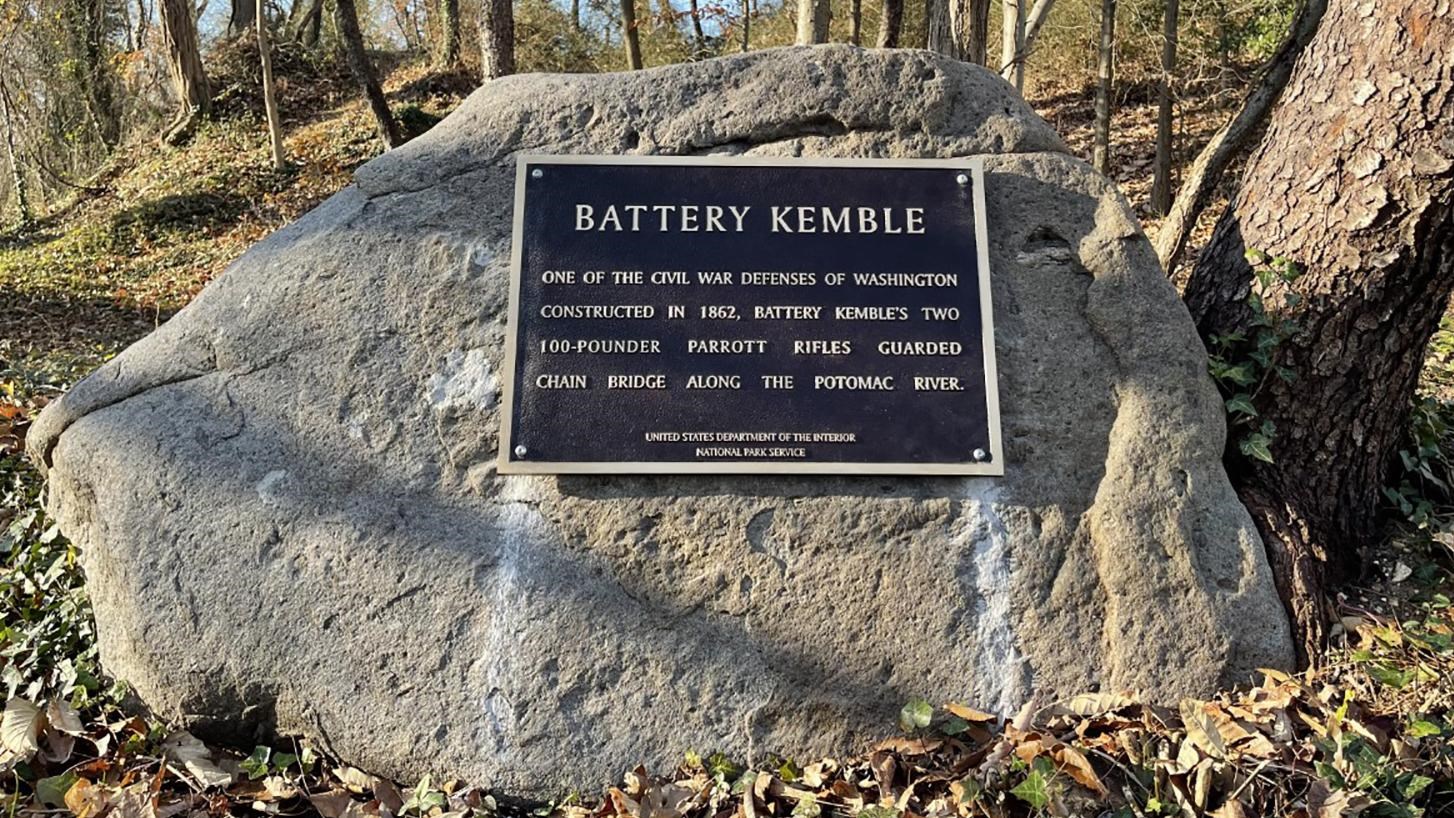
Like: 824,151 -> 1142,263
228,0 -> 256,37
999,0 -> 1054,88
480,0 -> 515,79
963,0 -> 990,65
1182,0 -> 1453,664
689,0 -> 707,54
796,0 -> 830,44
621,0 -> 643,68
740,0 -> 750,51
875,0 -> 901,47
1149,0 -> 1178,215
334,0 -> 402,150
1154,0 -> 1328,275
926,0 -> 955,57
291,0 -> 324,46
1092,0 -> 1114,173
157,0 -> 210,145
1000,0 -> 1024,88
256,0 -> 286,170
436,0 -> 461,68
0,79 -> 32,229
848,0 -> 861,45
572,0 -> 581,31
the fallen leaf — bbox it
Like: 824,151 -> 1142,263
65,778 -> 110,818
944,703 -> 997,723
1,698 -> 45,757
1059,692 -> 1135,717
47,700 -> 85,735
1179,700 -> 1228,760
1053,745 -> 1106,795
162,731 -> 234,789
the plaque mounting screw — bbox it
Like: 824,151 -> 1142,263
972,448 -> 988,462
531,168 -> 543,179
514,445 -> 528,458
956,173 -> 970,186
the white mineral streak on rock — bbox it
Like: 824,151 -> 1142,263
427,348 -> 498,414
476,500 -> 546,758
956,487 -> 1029,716
255,469 -> 291,507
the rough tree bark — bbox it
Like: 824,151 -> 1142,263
875,0 -> 901,47
572,0 -> 580,31
1092,0 -> 1114,173
289,0 -> 323,46
1149,0 -> 1179,215
480,0 -> 515,79
927,0 -> 956,57
963,0 -> 990,65
1183,0 -> 1453,665
157,0 -> 210,145
228,0 -> 256,37
796,0 -> 831,44
849,0 -> 861,45
0,78 -> 32,229
334,0 -> 402,150
436,0 -> 461,68
1000,0 -> 1024,87
621,0 -> 643,68
740,0 -> 750,51
256,0 -> 286,170
1155,0 -> 1328,275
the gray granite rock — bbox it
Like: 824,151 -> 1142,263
30,45 -> 1293,795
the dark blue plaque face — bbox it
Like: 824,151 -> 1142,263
498,156 -> 1002,475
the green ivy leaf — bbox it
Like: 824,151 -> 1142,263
1404,773 -> 1435,799
240,746 -> 271,780
1225,394 -> 1258,417
35,771 -> 78,808
1009,768 -> 1050,810
940,716 -> 970,736
1241,433 -> 1275,464
1221,363 -> 1258,387
1407,719 -> 1442,738
899,698 -> 933,732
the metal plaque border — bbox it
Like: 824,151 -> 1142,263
496,154 -> 1004,476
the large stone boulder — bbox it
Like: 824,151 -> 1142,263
31,46 -> 1293,794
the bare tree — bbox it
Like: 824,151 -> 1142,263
436,0 -> 461,68
1091,0 -> 1114,174
335,0 -> 402,149
256,0 -> 285,170
1155,0 -> 1328,274
926,0 -> 955,57
962,0 -> 990,65
480,0 -> 515,79
289,0 -> 323,46
0,77 -> 32,228
1183,0 -> 1452,663
621,0 -> 643,68
796,0 -> 830,44
875,0 -> 901,47
1000,0 -> 1056,89
1000,0 -> 1023,87
571,0 -> 580,31
227,0 -> 256,37
1149,0 -> 1178,215
688,0 -> 706,54
740,0 -> 750,51
157,0 -> 210,144
848,0 -> 860,44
